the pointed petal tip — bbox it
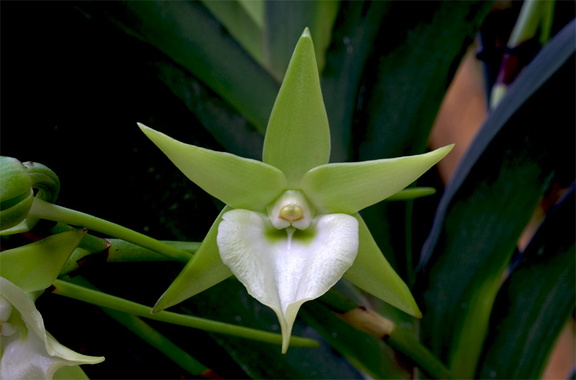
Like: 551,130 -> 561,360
441,143 -> 455,155
301,27 -> 311,38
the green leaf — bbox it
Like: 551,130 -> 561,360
238,0 -> 264,29
82,1 -> 279,132
358,1 -> 492,160
417,20 -> 575,378
301,301 -> 411,379
262,29 -> 331,186
179,279 -> 364,379
200,0 -> 264,66
153,207 -> 233,313
151,58 -> 265,160
319,1 -> 392,161
301,145 -> 453,214
263,1 -> 339,80
0,229 -> 86,292
344,214 -> 421,318
477,186 -> 575,379
140,124 -> 287,210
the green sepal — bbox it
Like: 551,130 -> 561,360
53,365 -> 91,380
139,124 -> 287,210
262,28 -> 331,186
343,214 -> 422,318
0,229 -> 86,292
153,207 -> 233,313
301,145 -> 453,213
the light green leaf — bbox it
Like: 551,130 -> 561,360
139,124 -> 286,210
343,215 -> 421,318
262,28 -> 331,187
153,208 -> 233,313
302,145 -> 453,213
0,229 -> 86,292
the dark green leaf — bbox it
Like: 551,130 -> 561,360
417,19 -> 575,378
180,279 -> 364,379
301,301 -> 411,379
357,1 -> 491,160
321,1 -> 392,162
200,0 -> 265,66
264,1 -> 339,81
82,1 -> 279,132
477,186 -> 575,379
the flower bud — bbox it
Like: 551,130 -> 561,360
0,157 -> 34,230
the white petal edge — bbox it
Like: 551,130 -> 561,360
217,210 -> 359,352
0,277 -> 104,379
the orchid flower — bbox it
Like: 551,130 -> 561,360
140,28 -> 453,353
0,231 -> 104,379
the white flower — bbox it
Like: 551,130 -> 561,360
0,277 -> 104,379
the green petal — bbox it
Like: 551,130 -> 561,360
302,145 -> 453,213
343,214 -> 422,318
139,124 -> 287,210
262,28 -> 331,186
153,208 -> 233,313
0,229 -> 86,292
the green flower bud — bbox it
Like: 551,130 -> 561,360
0,157 -> 60,233
0,157 -> 34,230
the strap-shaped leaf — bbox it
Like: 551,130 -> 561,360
302,145 -> 453,213
153,208 -> 233,313
262,28 -> 331,187
343,214 -> 421,318
0,229 -> 86,292
140,124 -> 286,210
477,186 -> 575,379
264,2 -> 339,79
417,20 -> 576,379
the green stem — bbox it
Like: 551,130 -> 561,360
52,279 -> 319,349
29,198 -> 191,262
103,308 -> 210,376
106,239 -> 200,262
69,276 -> 209,375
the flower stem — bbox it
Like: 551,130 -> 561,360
29,198 -> 191,262
52,279 -> 319,348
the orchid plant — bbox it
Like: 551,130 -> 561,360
139,28 -> 452,352
3,1 -> 572,378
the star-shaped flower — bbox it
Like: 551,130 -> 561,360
140,28 -> 452,352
